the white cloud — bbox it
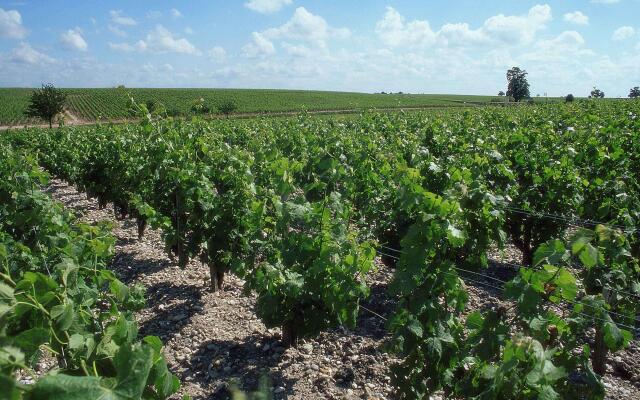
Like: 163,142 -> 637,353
109,27 -> 200,55
143,25 -> 200,55
208,46 -> 227,61
109,41 -> 145,52
375,7 -> 436,47
185,27 -> 195,35
163,63 -> 174,71
0,8 -> 26,39
564,11 -> 589,25
612,26 -> 635,41
110,10 -> 136,26
146,10 -> 162,19
535,31 -> 587,53
170,8 -> 182,18
108,24 -> 127,37
242,31 -> 276,57
10,42 -> 54,64
245,0 -> 293,14
60,27 -> 88,51
481,4 -> 552,45
437,22 -> 486,47
262,7 -> 350,45
376,4 -> 551,49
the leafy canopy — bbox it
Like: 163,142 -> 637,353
24,84 -> 67,128
506,67 -> 530,102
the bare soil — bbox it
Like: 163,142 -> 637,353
45,179 -> 640,400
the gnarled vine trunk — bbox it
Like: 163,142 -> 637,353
593,324 -> 607,375
282,320 -> 298,348
208,263 -> 225,292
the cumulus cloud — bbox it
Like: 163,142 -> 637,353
108,24 -> 127,37
375,7 -> 436,47
0,8 -> 27,39
170,8 -> 182,18
146,10 -> 162,19
481,4 -> 552,44
564,11 -> 589,25
108,26 -> 199,55
262,7 -> 350,44
110,10 -> 136,26
437,22 -> 486,47
60,27 -> 88,51
612,26 -> 635,41
376,4 -> 552,49
208,46 -> 227,62
142,25 -> 200,54
533,31 -> 587,54
10,42 -> 54,64
108,41 -> 144,52
241,7 -> 349,57
245,0 -> 293,14
242,32 -> 276,57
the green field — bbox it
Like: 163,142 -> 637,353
0,87 -> 510,126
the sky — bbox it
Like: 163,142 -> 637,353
0,0 -> 639,96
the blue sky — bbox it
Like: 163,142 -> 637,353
0,0 -> 639,96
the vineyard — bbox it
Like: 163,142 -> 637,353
1,99 -> 639,399
0,88 -> 511,126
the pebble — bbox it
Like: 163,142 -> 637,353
171,313 -> 187,322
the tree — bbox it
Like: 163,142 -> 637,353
24,84 -> 67,128
565,94 -> 575,103
629,86 -> 640,99
590,87 -> 605,99
506,67 -> 530,102
498,91 -> 505,96
217,100 -> 238,118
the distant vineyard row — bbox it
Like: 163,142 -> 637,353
0,87 -> 509,126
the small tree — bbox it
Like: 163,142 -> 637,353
629,86 -> 640,99
217,100 -> 238,118
590,87 -> 605,99
506,67 -> 530,102
24,84 -> 67,128
498,90 -> 505,96
565,94 -> 575,103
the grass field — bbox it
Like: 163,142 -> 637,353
0,88 -> 511,126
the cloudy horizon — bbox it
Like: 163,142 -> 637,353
0,0 -> 639,97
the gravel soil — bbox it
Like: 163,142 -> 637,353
45,179 -> 640,400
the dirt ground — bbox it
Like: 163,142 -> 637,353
45,179 -> 640,400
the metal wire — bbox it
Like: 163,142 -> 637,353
359,305 -> 388,322
375,245 -> 640,331
503,206 -> 640,233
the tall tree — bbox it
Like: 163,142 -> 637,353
590,87 -> 605,99
506,67 -> 530,102
24,84 -> 67,128
629,86 -> 640,99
